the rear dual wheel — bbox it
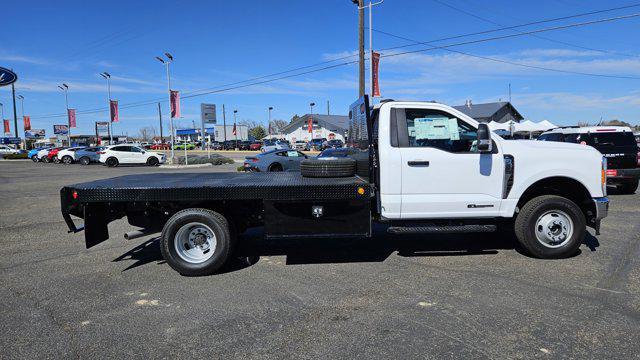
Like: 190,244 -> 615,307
160,208 -> 234,276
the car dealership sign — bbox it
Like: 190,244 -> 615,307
0,67 -> 17,87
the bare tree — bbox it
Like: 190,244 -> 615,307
269,119 -> 288,135
138,126 -> 157,142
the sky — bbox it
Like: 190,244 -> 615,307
2,0 -> 640,138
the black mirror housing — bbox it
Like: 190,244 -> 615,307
477,123 -> 492,153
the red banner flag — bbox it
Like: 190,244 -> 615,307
23,116 -> 31,131
3,120 -> 9,134
372,51 -> 381,97
170,90 -> 181,118
110,100 -> 119,123
68,109 -> 76,128
308,116 -> 313,133
232,123 -> 237,136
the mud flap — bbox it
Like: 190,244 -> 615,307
84,204 -> 109,248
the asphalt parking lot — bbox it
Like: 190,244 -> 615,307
1,160 -> 639,359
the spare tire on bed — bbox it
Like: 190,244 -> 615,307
300,157 -> 357,178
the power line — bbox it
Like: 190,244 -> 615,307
429,0 -> 639,58
30,9 -> 640,120
372,28 -> 640,80
380,12 -> 640,59
378,2 -> 640,53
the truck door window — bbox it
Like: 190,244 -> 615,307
403,109 -> 478,153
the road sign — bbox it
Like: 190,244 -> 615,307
0,67 -> 17,87
201,103 -> 216,124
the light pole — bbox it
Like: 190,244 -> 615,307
57,83 -> 70,145
156,52 -> 175,163
358,0 -> 384,99
100,72 -> 113,144
309,102 -> 315,139
233,110 -> 238,150
268,106 -> 273,136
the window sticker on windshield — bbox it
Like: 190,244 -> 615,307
287,151 -> 298,157
414,117 -> 459,140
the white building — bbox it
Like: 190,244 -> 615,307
175,124 -> 249,142
279,114 -> 349,143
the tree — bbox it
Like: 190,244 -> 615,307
602,119 -> 632,127
138,126 -> 157,142
249,125 -> 267,140
269,119 -> 288,135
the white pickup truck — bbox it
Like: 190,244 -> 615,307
61,96 -> 609,276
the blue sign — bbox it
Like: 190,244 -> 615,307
0,67 -> 18,87
0,137 -> 21,145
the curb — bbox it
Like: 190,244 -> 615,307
160,163 -> 213,169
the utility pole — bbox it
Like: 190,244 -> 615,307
11,83 -> 18,138
222,104 -> 227,142
157,102 -> 163,142
327,100 -> 330,115
353,0 -> 365,97
58,84 -> 70,145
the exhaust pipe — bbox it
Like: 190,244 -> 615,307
124,229 -> 158,240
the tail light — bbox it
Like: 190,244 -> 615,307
246,158 -> 258,162
605,169 -> 617,177
96,151 -> 105,154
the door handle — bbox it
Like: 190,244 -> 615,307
408,161 -> 429,167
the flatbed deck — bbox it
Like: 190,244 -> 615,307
62,172 -> 371,203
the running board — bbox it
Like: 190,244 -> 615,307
387,224 -> 496,234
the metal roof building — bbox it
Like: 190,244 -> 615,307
453,101 -> 523,123
279,114 -> 349,142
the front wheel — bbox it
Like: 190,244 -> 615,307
62,155 -> 73,164
160,208 -> 234,276
515,195 -> 586,259
31,155 -> 38,162
42,156 -> 51,163
79,157 -> 91,165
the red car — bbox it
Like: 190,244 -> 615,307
249,141 -> 262,151
151,143 -> 170,150
44,147 -> 65,163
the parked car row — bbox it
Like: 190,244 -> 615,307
28,144 -> 166,167
242,147 -> 356,172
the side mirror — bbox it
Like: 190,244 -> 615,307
477,123 -> 493,153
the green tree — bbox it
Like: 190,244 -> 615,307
249,125 -> 267,140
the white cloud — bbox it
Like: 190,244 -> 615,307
0,53 -> 50,65
515,49 -> 603,58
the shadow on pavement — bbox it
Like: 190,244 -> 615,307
112,224 -> 601,274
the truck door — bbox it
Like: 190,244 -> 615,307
395,107 -> 504,218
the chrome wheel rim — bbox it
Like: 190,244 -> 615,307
174,222 -> 217,264
535,210 -> 574,248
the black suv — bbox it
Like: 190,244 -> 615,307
538,127 -> 639,194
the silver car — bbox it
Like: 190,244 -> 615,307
243,149 -> 308,172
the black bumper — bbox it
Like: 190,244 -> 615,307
607,168 -> 640,183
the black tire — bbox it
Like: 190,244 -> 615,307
618,179 -> 638,194
160,208 -> 233,276
31,155 -> 38,162
53,156 -> 60,164
514,195 -> 586,259
269,163 -> 283,172
300,157 -> 357,178
79,157 -> 91,165
146,157 -> 159,166
62,155 -> 74,164
42,156 -> 51,163
105,157 -> 119,167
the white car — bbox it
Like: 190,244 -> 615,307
98,144 -> 166,167
293,140 -> 308,150
0,145 -> 19,155
57,147 -> 86,164
37,148 -> 52,162
261,140 -> 289,153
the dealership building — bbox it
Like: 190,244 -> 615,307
279,114 -> 349,143
175,124 -> 249,142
